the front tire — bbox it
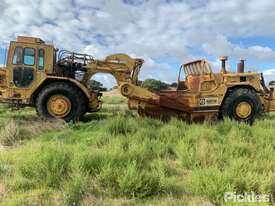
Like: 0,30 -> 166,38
36,82 -> 87,122
221,88 -> 262,124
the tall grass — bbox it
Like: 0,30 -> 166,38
0,102 -> 275,205
18,144 -> 72,188
0,119 -> 20,146
101,96 -> 127,104
63,171 -> 89,206
0,118 -> 67,146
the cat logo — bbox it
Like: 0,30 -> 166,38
199,97 -> 219,106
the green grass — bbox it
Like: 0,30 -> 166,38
101,96 -> 127,105
0,98 -> 275,205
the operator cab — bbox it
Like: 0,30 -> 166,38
177,60 -> 213,92
7,36 -> 56,87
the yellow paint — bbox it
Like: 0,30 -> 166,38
235,102 -> 252,119
47,95 -> 71,118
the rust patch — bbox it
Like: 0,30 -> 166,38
136,99 -> 219,123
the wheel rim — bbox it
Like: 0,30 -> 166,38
47,95 -> 71,118
235,101 -> 252,119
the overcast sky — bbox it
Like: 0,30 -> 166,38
1,0 -> 275,87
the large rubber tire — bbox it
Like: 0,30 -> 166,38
36,82 -> 87,122
221,88 -> 262,124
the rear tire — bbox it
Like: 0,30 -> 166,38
221,88 -> 262,124
36,82 -> 87,122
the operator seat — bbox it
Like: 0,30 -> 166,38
184,60 -> 213,92
186,74 -> 212,92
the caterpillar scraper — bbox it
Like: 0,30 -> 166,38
0,36 -> 274,124
120,56 -> 275,124
0,36 -> 143,122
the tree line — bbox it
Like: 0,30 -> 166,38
90,79 -> 178,92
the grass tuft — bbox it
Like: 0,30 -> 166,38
0,119 -> 20,146
117,161 -> 162,198
18,144 -> 72,188
63,171 -> 89,206
105,114 -> 137,136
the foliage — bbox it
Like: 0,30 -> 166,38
90,79 -> 107,91
141,78 -> 169,92
170,82 -> 178,87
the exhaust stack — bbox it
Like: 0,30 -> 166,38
220,56 -> 228,73
237,59 -> 245,73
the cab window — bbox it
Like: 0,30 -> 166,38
38,49 -> 44,70
12,47 -> 23,65
13,67 -> 34,87
23,48 -> 35,65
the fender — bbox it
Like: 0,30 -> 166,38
30,76 -> 91,105
46,76 -> 91,98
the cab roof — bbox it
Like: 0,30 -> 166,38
16,36 -> 45,44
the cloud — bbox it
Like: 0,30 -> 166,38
90,55 -> 177,88
138,56 -> 177,83
203,36 -> 275,61
1,0 -> 275,87
263,69 -> 275,84
92,73 -> 117,89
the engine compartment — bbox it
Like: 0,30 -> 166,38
55,50 -> 94,79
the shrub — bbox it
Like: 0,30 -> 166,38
141,79 -> 169,92
90,79 -> 107,91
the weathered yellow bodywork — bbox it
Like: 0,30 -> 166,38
0,36 -> 143,113
120,59 -> 275,121
0,36 -> 275,122
0,36 -> 57,105
83,54 -> 143,86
